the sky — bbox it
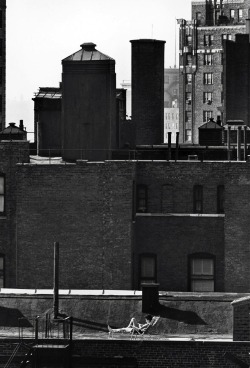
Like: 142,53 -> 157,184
6,0 -> 191,138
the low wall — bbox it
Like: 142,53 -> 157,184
0,290 -> 248,337
1,339 -> 250,368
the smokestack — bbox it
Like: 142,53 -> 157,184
19,120 -> 24,131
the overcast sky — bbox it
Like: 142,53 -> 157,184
6,0 -> 191,137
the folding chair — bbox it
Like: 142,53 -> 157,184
130,316 -> 160,340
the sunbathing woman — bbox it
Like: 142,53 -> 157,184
108,314 -> 153,335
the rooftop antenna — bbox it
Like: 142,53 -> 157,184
174,17 -> 177,68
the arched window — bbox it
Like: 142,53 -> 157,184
139,253 -> 157,288
189,253 -> 215,292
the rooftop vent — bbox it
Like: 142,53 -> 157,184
80,42 -> 97,51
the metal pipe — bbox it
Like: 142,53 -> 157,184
237,126 -> 241,161
244,126 -> 247,161
227,126 -> 231,160
175,132 -> 179,161
168,132 -> 172,161
53,242 -> 59,319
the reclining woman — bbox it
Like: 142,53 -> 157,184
108,314 -> 153,336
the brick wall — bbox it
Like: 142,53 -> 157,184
2,338 -> 250,368
232,296 -> 250,341
15,161 -> 135,289
0,141 -> 29,287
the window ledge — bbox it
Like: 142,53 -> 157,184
136,213 -> 225,218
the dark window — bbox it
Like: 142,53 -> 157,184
0,255 -> 4,287
193,185 -> 203,213
0,39 -> 3,57
204,53 -> 213,65
203,110 -> 213,122
204,73 -> 213,85
204,92 -> 213,104
0,175 -> 4,213
139,254 -> 157,287
0,95 -> 3,113
189,254 -> 215,292
136,185 -> 147,213
217,185 -> 225,214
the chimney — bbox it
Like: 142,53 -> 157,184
19,120 -> 24,130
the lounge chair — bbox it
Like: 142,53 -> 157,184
130,316 -> 160,340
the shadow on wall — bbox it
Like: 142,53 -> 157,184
0,306 -> 32,327
155,304 -> 207,325
72,318 -> 108,332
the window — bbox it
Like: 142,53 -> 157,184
204,73 -> 213,85
186,35 -> 192,46
0,176 -> 4,213
139,254 -> 157,287
185,129 -> 192,142
204,92 -> 213,104
204,35 -> 213,46
217,185 -> 225,214
136,185 -> 147,213
185,111 -> 192,122
186,73 -> 192,84
189,254 -> 215,292
193,185 -> 203,213
186,54 -> 192,66
203,111 -> 213,122
239,9 -> 243,20
204,54 -> 213,65
196,12 -> 201,23
222,34 -> 232,41
230,9 -> 235,20
186,92 -> 191,104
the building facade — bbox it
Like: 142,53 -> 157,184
178,0 -> 250,144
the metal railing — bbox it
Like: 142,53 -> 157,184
19,315 -> 73,342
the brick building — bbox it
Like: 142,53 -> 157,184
1,137 -> 250,293
178,0 -> 250,144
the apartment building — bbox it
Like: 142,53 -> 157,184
178,0 -> 250,143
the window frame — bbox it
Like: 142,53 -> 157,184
193,185 -> 203,213
204,92 -> 213,104
186,73 -> 192,84
188,253 -> 215,292
204,53 -> 213,66
139,253 -> 157,288
204,34 -> 213,46
203,110 -> 213,122
136,184 -> 148,213
185,129 -> 192,143
204,73 -> 213,85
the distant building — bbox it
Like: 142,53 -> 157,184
0,0 -> 6,131
120,80 -> 131,118
164,68 -> 179,143
178,0 -> 250,144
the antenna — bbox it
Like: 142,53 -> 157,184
174,17 -> 177,68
